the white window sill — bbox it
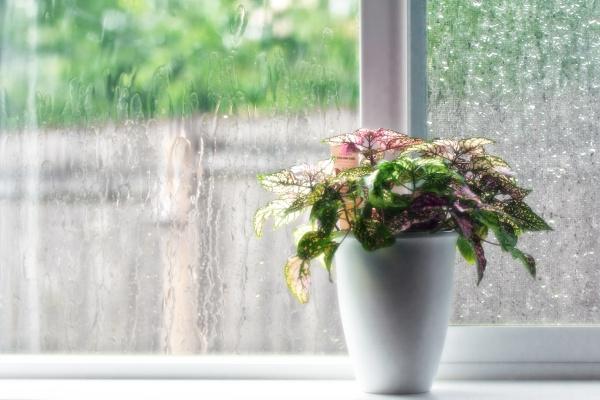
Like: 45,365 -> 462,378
1,379 -> 600,400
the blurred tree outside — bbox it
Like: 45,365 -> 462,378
1,0 -> 598,129
0,0 -> 359,128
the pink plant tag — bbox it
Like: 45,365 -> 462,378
330,144 -> 359,173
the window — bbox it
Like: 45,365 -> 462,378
428,0 -> 600,324
1,0 -> 599,379
0,0 -> 358,354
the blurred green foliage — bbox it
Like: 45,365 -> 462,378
1,0 -> 598,129
427,0 -> 600,103
0,0 -> 358,127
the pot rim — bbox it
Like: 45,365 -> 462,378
343,230 -> 458,242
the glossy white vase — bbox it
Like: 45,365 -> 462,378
335,231 -> 457,394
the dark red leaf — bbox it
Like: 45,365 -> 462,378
473,239 -> 487,285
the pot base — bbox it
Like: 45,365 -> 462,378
335,232 -> 457,395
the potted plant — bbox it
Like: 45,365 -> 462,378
254,128 -> 551,394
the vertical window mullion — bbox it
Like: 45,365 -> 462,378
360,0 -> 427,139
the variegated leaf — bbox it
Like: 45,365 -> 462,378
406,137 -> 493,163
501,200 -> 552,231
459,137 -> 494,151
284,256 -> 311,304
333,166 -> 374,181
472,154 -> 510,171
258,159 -> 334,196
253,199 -> 299,237
324,128 -> 423,156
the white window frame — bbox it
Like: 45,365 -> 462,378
1,0 -> 599,381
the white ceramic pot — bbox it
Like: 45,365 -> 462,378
335,231 -> 457,394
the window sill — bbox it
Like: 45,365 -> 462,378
1,379 -> 599,400
3,352 -> 600,380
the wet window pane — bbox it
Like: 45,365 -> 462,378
3,0 -> 596,356
0,0 -> 357,353
428,0 -> 600,323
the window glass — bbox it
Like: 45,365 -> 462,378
428,0 -> 600,323
0,0 -> 357,353
4,0 -> 594,356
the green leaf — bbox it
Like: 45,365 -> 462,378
457,236 -> 476,265
510,247 -> 536,278
284,256 -> 311,304
474,222 -> 488,239
352,217 -> 395,251
373,159 -> 414,191
370,157 -> 456,211
377,157 -> 458,196
474,209 -> 499,227
368,191 -> 412,211
297,231 -> 332,260
322,242 -> 339,282
310,190 -> 342,235
414,157 -> 452,177
475,210 -> 517,251
494,223 -> 518,251
419,175 -> 455,194
502,200 -> 552,231
475,210 -> 538,281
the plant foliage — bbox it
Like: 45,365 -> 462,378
255,128 -> 551,303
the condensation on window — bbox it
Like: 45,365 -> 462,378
428,0 -> 600,324
0,0 -> 357,353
